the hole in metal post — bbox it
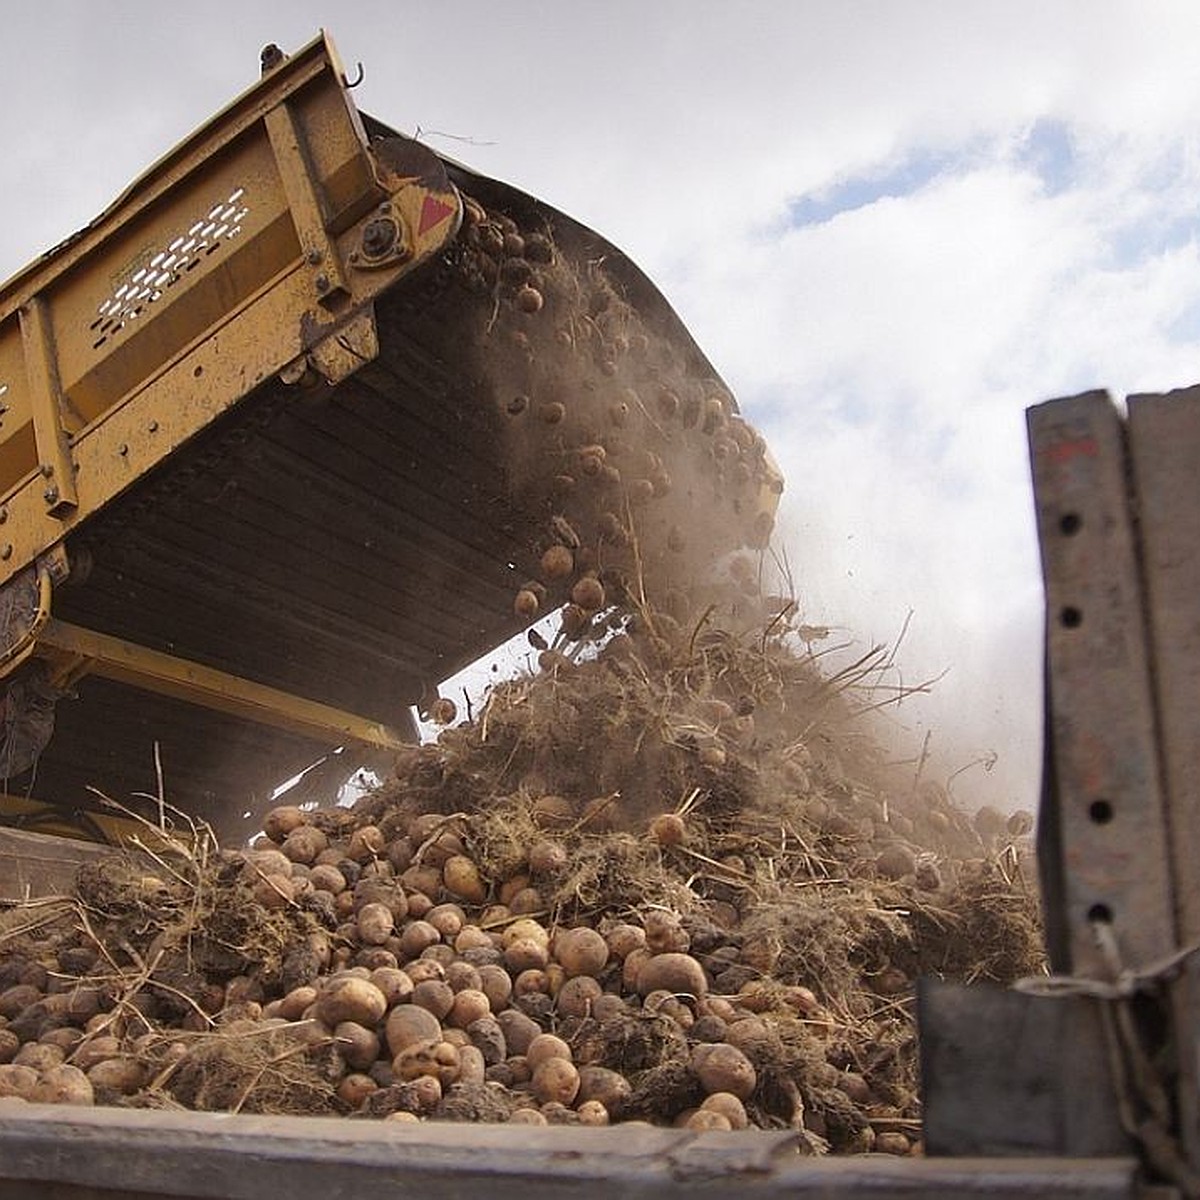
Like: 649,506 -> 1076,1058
1088,799 -> 1114,824
1060,606 -> 1083,628
1088,902 -> 1113,923
1059,512 -> 1082,536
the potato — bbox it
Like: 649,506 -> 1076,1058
577,1099 -> 609,1126
316,978 -> 387,1028
281,826 -> 328,865
454,926 -> 494,955
495,1010 -> 539,1057
368,968 -> 413,1008
540,545 -> 574,581
622,947 -> 653,990
693,1042 -> 756,1100
555,976 -> 602,1018
554,927 -> 609,978
577,1065 -> 631,1115
263,805 -> 307,843
476,964 -> 512,1012
526,1033 -> 571,1071
247,848 -> 293,878
86,1057 -> 145,1095
14,1043 -> 64,1072
279,986 -> 319,1021
385,1004 -> 443,1057
253,873 -> 296,910
394,1039 -> 460,1085
407,1074 -> 444,1113
446,989 -> 490,1030
643,990 -> 694,1029
509,887 -> 544,915
0,985 -> 42,1019
347,825 -> 386,863
687,1109 -> 733,1132
506,938 -> 549,974
605,924 -> 647,960
466,1016 -> 507,1066
399,921 -> 441,960
411,980 -> 455,1021
0,1065 -> 38,1100
532,1057 -> 579,1106
502,918 -> 550,948
0,1031 -> 18,1064
337,1072 -> 377,1108
357,902 -> 396,946
700,1091 -> 749,1129
443,856 -> 486,904
31,1064 -> 93,1106
407,958 -> 447,984
513,969 -> 549,997
385,1109 -> 421,1124
531,795 -> 574,829
636,953 -> 707,998
875,1131 -> 912,1156
400,865 -> 442,900
527,840 -> 567,876
427,904 -> 467,939
509,1107 -> 548,1126
650,813 -> 687,846
335,1021 -> 381,1071
514,589 -> 540,619
643,911 -> 689,954
457,1044 -> 487,1086
570,576 -> 605,612
591,993 -> 627,1022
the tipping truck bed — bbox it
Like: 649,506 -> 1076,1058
0,34 -> 780,844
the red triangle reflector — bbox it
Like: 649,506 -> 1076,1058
418,195 -> 455,237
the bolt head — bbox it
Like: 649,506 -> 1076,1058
43,486 -> 59,504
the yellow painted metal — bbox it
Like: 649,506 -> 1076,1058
0,30 -> 462,604
18,297 -> 78,516
0,792 -> 193,850
35,618 -> 410,753
264,102 -> 351,303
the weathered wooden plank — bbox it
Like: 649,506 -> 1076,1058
0,1105 -> 1143,1199
1125,385 -> 1200,1170
919,979 -> 1129,1158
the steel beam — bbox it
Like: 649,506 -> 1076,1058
36,617 -> 410,753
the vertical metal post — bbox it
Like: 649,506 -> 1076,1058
1027,391 -> 1176,976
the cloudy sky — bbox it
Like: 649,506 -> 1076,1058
5,2 -> 1200,811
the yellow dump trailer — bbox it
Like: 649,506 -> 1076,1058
0,34 -> 780,841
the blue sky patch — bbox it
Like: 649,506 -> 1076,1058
786,146 -> 960,229
1017,118 -> 1076,195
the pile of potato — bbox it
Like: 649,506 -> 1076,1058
0,709 -> 1039,1154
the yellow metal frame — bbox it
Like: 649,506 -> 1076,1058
0,30 -> 461,594
0,32 -> 462,771
36,618 -> 410,754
